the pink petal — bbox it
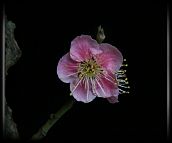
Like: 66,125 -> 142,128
107,96 -> 119,104
96,43 -> 123,72
70,35 -> 102,62
70,78 -> 96,103
94,71 -> 119,98
57,53 -> 79,83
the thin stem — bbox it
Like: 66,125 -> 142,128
31,98 -> 75,140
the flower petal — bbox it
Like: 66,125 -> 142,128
70,35 -> 102,62
70,78 -> 96,103
94,71 -> 119,98
107,96 -> 119,104
96,43 -> 123,72
57,53 -> 79,83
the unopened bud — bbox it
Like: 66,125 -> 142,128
96,25 -> 105,43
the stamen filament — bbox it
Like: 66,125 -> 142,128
71,77 -> 83,93
118,85 -> 130,88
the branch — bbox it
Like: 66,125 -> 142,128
31,98 -> 75,140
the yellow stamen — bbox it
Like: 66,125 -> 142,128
77,58 -> 103,79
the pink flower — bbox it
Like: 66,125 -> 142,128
57,35 -> 123,103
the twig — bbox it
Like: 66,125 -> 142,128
31,98 -> 75,140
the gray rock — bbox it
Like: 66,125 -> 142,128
4,17 -> 21,140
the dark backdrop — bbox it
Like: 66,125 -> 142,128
5,1 -> 166,142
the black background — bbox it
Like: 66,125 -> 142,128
5,0 -> 166,142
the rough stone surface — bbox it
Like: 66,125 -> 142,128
5,18 -> 21,140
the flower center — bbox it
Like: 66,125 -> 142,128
78,58 -> 102,78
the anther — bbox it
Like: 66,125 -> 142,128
122,64 -> 128,67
